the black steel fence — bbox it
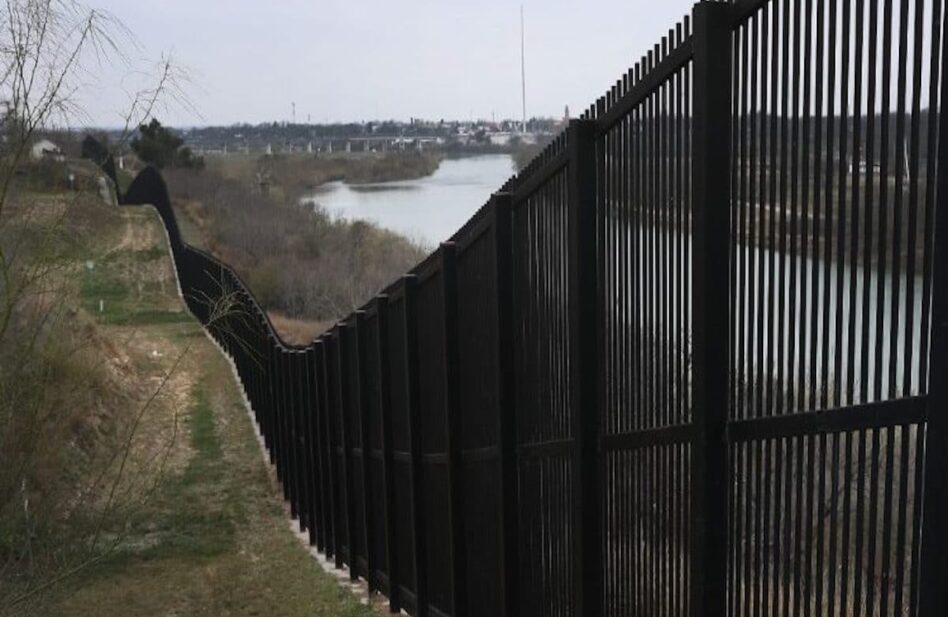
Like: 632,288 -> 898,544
102,0 -> 948,615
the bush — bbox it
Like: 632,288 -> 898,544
165,163 -> 428,325
131,119 -> 205,170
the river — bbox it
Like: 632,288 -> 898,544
304,155 -> 928,404
303,154 -> 515,246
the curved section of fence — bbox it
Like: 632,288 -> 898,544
96,0 -> 948,615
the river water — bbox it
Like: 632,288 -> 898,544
304,155 -> 928,403
304,154 -> 515,246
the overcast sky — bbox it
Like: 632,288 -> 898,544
78,0 -> 696,128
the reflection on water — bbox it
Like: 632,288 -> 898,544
303,155 -> 514,246
602,222 -> 928,416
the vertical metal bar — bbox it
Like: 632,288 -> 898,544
566,117 -> 602,617
777,0 -> 790,420
355,311 -> 375,592
889,0 -> 910,400
403,274 -> 428,617
265,336 -> 276,460
272,342 -> 284,477
283,349 -> 294,513
296,350 -> 308,534
439,242 -> 466,617
313,341 -> 328,553
320,339 -> 340,563
874,0 -> 894,402
691,4 -> 732,617
916,1 -> 948,610
492,192 -> 520,617
853,428 -> 867,616
303,347 -> 313,539
913,4 -> 945,611
280,349 -> 292,504
376,296 -> 400,613
340,324 -> 359,582
847,0 -> 864,407
920,0 -> 945,392
861,0 -> 880,406
303,348 -> 314,537
286,350 -> 297,513
332,329 -> 353,573
809,0 -> 825,412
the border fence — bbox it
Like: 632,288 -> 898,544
93,0 -> 948,614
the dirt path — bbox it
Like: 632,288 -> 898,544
38,207 -> 377,617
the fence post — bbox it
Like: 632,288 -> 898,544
336,325 -> 358,581
300,346 -> 317,546
492,192 -> 520,617
403,274 -> 428,617
355,310 -> 376,592
916,15 -> 948,614
376,295 -> 401,613
323,335 -> 344,567
285,350 -> 297,510
690,4 -> 733,617
314,340 -> 330,553
270,341 -> 281,471
261,332 -> 276,458
307,344 -> 324,550
279,348 -> 291,503
292,350 -> 305,531
567,117 -> 602,617
286,350 -> 300,520
440,242 -> 466,617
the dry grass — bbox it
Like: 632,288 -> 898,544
1,190 -> 375,617
163,160 -> 428,326
266,311 -> 330,345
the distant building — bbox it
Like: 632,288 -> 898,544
31,139 -> 64,161
490,132 -> 514,146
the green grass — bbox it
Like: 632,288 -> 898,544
46,351 -> 378,617
186,388 -> 222,463
135,384 -> 233,561
116,169 -> 135,195
79,260 -> 191,326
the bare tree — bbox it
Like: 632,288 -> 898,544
0,2 -> 202,614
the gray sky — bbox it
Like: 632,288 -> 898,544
80,0 -> 696,128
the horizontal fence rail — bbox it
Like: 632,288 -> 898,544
93,0 -> 948,615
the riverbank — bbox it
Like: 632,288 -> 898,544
207,150 -> 444,198
162,156 -> 429,340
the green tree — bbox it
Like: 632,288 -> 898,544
131,119 -> 204,169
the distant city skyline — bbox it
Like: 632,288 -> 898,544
75,0 -> 695,128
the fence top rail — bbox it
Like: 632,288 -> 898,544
728,0 -> 774,27
594,36 -> 694,134
582,11 -> 693,124
379,275 -> 409,303
448,195 -> 497,253
120,164 -> 317,354
511,147 -> 569,206
448,195 -> 494,247
407,243 -> 447,284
